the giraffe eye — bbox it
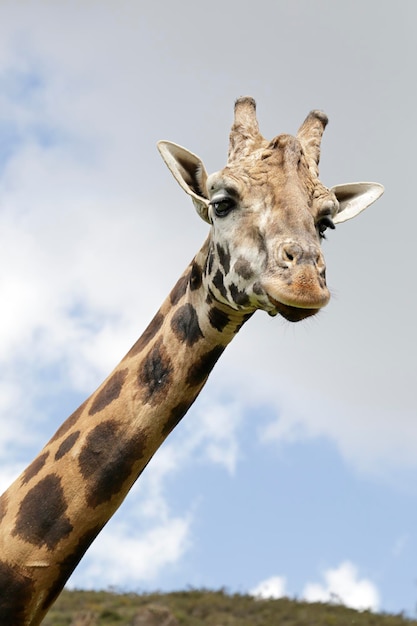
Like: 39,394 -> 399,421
317,215 -> 335,239
210,197 -> 236,218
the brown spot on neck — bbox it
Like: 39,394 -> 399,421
186,345 -> 225,387
161,401 -> 190,438
89,368 -> 129,416
12,475 -> 73,550
170,271 -> 191,305
0,561 -> 35,624
127,311 -> 164,358
49,401 -> 87,443
137,338 -> 173,405
78,421 -> 147,508
190,261 -> 203,290
171,303 -> 204,346
55,431 -> 80,461
22,452 -> 50,484
208,307 -> 230,332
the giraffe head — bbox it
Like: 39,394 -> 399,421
158,97 -> 383,322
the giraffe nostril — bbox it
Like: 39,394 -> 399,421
277,242 -> 303,267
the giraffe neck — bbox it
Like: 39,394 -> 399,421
0,239 -> 251,626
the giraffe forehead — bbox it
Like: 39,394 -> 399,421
209,140 -> 313,202
232,133 -> 304,175
267,133 -> 303,158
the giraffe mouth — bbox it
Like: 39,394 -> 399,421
263,268 -> 330,322
268,296 -> 319,322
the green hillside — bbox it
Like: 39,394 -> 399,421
43,589 -> 416,626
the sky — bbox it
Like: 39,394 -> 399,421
0,0 -> 416,617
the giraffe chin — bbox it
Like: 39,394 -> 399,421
267,296 -> 320,322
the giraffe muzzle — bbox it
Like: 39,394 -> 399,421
263,242 -> 330,319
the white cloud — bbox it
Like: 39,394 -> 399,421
256,378 -> 417,480
186,396 -> 243,475
69,514 -> 191,588
302,561 -> 380,612
250,564 -> 379,610
250,576 -> 287,600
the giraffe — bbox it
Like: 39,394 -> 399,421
0,97 -> 383,625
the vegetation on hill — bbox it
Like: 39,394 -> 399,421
42,589 -> 416,626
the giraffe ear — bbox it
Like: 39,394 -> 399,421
157,141 -> 211,223
331,182 -> 384,224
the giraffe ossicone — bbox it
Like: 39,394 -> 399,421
0,97 -> 383,625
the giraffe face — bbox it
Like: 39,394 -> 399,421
157,98 -> 384,322
203,136 -> 337,321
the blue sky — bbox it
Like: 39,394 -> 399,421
0,0 -> 416,618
